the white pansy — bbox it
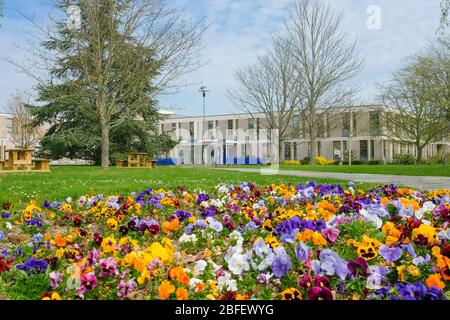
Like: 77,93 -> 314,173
227,253 -> 250,275
438,229 -> 450,240
415,201 -> 436,220
217,185 -> 229,194
217,272 -> 237,292
200,201 -> 209,207
208,259 -> 221,272
6,222 -> 12,230
179,233 -> 197,244
189,278 -> 203,289
359,209 -> 369,217
364,214 -> 382,229
193,260 -> 208,276
210,198 -> 223,208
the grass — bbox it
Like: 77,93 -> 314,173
230,164 -> 450,177
0,165 -> 364,206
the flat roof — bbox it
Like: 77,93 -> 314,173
164,104 -> 387,121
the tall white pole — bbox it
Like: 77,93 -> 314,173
203,92 -> 206,167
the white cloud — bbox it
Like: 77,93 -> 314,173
0,0 -> 444,115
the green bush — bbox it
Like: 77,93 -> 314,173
392,154 -> 416,165
368,160 -> 384,165
349,160 -> 368,165
422,155 -> 446,165
300,157 -> 311,165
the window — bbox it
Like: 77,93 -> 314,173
325,114 -> 330,138
172,123 -> 176,131
228,119 -> 233,130
319,114 -> 327,138
318,141 -> 321,156
190,146 -> 195,164
360,140 -> 368,161
333,141 -> 341,160
301,117 -> 306,139
208,121 -> 214,130
343,112 -> 357,136
285,142 -> 291,160
342,113 -> 350,137
369,111 -> 380,136
370,140 -> 375,159
248,118 -> 255,129
292,115 -> 300,126
6,118 -> 13,129
189,122 -> 194,137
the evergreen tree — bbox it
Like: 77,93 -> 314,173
31,0 -> 205,168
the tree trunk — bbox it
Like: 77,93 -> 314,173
100,118 -> 110,170
348,136 -> 352,166
278,139 -> 283,164
310,132 -> 316,164
416,146 -> 423,164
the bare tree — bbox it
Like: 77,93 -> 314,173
227,37 -> 300,162
5,91 -> 43,149
379,43 -> 450,163
284,0 -> 363,164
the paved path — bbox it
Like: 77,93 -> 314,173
218,168 -> 450,190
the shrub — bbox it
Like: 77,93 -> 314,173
314,156 -> 335,165
349,160 -> 368,165
392,154 -> 416,165
282,160 -> 301,166
422,155 -> 447,165
368,160 -> 384,165
300,157 -> 311,165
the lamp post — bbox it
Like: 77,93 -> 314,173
199,86 -> 209,167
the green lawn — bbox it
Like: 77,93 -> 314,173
230,164 -> 450,177
0,166 -> 361,206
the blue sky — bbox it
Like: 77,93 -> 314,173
0,0 -> 443,116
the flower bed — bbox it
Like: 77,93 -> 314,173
0,182 -> 449,300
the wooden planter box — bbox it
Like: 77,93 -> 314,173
116,160 -> 127,167
33,159 -> 51,172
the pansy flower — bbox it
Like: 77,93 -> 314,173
280,288 -> 302,300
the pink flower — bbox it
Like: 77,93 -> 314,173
78,272 -> 97,298
49,271 -> 62,289
99,257 -> 117,277
321,227 -> 340,243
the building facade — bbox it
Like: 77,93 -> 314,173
1,106 -> 448,165
159,105 -> 449,165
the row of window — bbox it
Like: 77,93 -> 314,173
163,111 -> 382,139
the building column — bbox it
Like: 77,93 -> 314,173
368,139 -> 372,161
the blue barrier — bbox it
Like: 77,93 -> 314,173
156,157 -> 268,165
156,158 -> 176,165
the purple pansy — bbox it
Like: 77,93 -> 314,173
379,245 -> 403,264
271,246 -> 292,277
295,241 -> 310,262
99,257 -> 117,277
